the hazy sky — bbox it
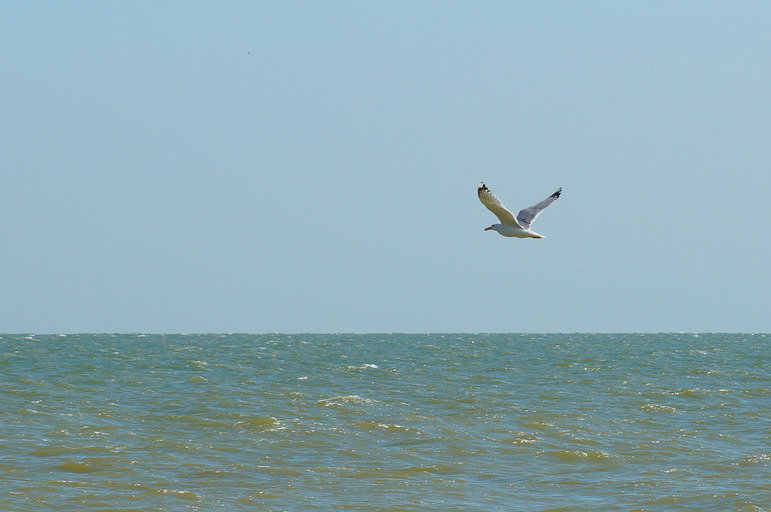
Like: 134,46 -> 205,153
2,2 -> 769,333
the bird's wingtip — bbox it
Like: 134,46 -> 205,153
552,187 -> 562,198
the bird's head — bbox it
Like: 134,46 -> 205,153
484,224 -> 499,232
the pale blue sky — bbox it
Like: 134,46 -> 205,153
2,2 -> 769,333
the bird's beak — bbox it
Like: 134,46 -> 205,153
484,227 -> 491,231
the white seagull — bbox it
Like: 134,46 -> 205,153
478,182 -> 562,238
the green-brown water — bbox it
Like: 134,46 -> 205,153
0,333 -> 768,511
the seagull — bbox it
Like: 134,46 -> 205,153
478,182 -> 562,238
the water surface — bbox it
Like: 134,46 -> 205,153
0,333 -> 768,511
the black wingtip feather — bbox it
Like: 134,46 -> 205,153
552,187 -> 562,198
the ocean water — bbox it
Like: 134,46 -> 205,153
0,334 -> 767,512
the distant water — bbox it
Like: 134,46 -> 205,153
0,334 -> 768,512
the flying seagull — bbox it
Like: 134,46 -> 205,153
478,182 -> 562,238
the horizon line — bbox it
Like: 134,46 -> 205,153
1,331 -> 768,336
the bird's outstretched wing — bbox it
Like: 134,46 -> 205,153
478,183 -> 522,227
516,188 -> 562,230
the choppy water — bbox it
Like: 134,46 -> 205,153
0,333 -> 768,511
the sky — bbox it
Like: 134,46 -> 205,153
1,2 -> 769,333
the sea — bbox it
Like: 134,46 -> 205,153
0,333 -> 767,512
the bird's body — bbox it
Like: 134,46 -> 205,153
477,182 -> 561,239
486,223 -> 544,238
